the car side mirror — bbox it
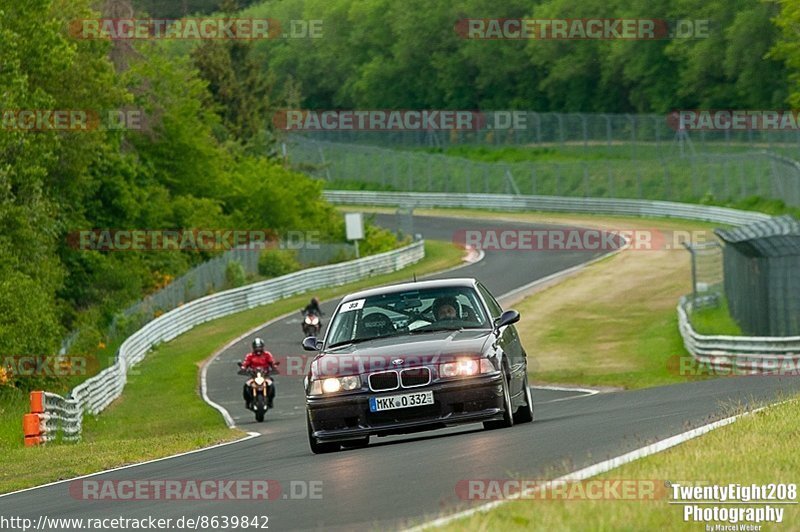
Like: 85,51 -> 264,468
302,336 -> 321,351
493,309 -> 520,334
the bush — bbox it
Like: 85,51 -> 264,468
224,260 -> 247,288
258,249 -> 301,278
359,224 -> 404,256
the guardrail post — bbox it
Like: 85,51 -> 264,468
23,414 -> 42,447
23,391 -> 46,447
30,390 -> 44,414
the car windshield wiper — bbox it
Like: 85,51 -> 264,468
407,326 -> 464,335
327,335 -> 394,349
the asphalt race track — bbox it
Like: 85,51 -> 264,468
2,214 -> 799,531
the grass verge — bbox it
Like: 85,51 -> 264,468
689,298 -> 743,336
0,240 -> 463,494
440,395 -> 800,531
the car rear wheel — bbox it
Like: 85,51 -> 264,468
307,412 -> 340,454
513,373 -> 534,424
483,366 -> 514,430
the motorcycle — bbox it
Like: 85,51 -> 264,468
302,310 -> 322,337
237,362 -> 277,422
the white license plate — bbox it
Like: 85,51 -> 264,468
369,391 -> 434,412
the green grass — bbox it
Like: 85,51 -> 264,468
306,142 -> 800,213
440,395 -> 800,531
689,298 -> 743,336
0,240 -> 464,494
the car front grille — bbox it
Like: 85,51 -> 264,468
400,367 -> 431,388
369,371 -> 399,391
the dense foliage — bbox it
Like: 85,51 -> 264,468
239,0 -> 793,112
0,0 -> 348,384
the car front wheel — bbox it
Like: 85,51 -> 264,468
307,411 -> 340,454
483,367 -> 514,430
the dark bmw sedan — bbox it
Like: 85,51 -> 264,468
302,278 -> 534,453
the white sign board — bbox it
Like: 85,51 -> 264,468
345,212 -> 364,241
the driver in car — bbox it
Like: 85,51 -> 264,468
432,296 -> 459,321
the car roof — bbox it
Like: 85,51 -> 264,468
339,278 -> 479,303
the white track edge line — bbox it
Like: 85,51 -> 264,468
532,384 -> 601,396
0,431 -> 261,499
200,313 -> 296,428
405,400 -> 792,531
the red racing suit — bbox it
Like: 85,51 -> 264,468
241,350 -> 276,371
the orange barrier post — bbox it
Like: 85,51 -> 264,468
23,413 -> 42,447
30,390 -> 44,414
24,391 -> 46,446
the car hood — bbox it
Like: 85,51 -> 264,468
310,329 -> 493,378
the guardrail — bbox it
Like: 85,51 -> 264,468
323,191 -> 771,226
35,240 -> 425,443
326,190 -> 796,370
678,297 -> 800,371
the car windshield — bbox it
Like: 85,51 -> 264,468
326,286 -> 491,347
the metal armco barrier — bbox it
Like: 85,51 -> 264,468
323,191 -> 771,226
324,190 -> 795,369
31,241 -> 425,443
678,297 -> 800,371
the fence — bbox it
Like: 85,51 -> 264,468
37,240 -> 425,442
682,241 -> 724,309
60,241 -> 357,354
286,112 -> 800,154
715,215 -> 800,336
288,138 -> 800,207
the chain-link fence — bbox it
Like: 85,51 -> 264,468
682,241 -> 724,310
715,216 -> 800,336
284,111 -> 800,207
105,242 -> 361,341
287,112 -> 800,155
59,241 -> 361,354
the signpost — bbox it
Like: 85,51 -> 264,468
345,212 -> 364,258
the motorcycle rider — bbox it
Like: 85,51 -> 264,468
303,297 -> 323,317
301,297 -> 324,336
241,337 -> 276,409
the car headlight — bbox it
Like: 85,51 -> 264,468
309,375 -> 362,396
340,375 -> 360,390
322,378 -> 341,393
439,358 -> 494,378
